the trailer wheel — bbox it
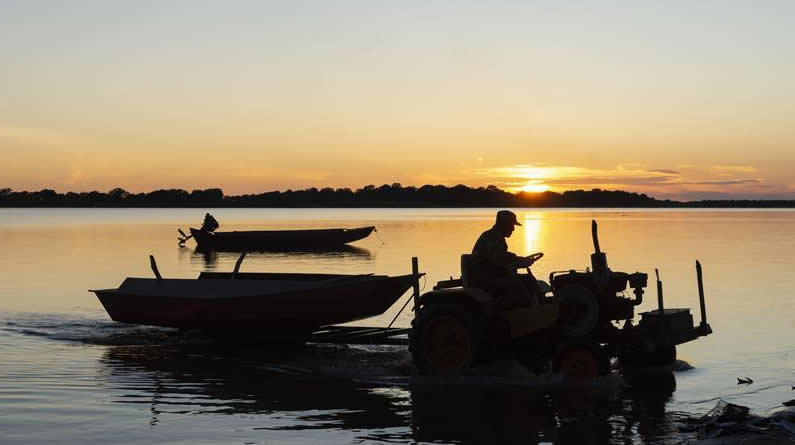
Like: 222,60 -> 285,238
410,304 -> 481,375
619,345 -> 677,371
551,341 -> 609,379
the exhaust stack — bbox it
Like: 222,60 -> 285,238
590,220 -> 609,281
696,260 -> 707,326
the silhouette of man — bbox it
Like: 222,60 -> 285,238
471,210 -> 542,308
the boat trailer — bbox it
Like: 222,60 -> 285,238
253,325 -> 411,346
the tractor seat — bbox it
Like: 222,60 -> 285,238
460,254 -> 474,288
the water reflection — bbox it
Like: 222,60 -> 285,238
180,245 -> 374,269
411,386 -> 610,444
99,341 -> 683,444
620,372 -> 680,441
521,214 -> 543,254
411,373 -> 680,444
100,343 -> 408,435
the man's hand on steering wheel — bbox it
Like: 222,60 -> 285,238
519,252 -> 544,268
516,252 -> 544,269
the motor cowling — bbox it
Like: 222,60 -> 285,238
201,213 -> 219,232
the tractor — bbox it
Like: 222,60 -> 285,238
409,220 -> 713,377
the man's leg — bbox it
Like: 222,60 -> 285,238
494,276 -> 538,308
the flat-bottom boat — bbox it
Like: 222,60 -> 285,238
92,269 -> 414,333
189,226 -> 376,250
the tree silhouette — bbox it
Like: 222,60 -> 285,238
0,184 -> 792,208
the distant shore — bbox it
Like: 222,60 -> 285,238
2,185 -> 795,208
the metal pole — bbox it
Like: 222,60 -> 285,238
412,257 -> 420,313
696,260 -> 707,326
655,268 -> 664,313
232,251 -> 247,278
149,255 -> 162,280
386,257 -> 421,330
591,220 -> 600,253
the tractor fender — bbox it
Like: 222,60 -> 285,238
418,288 -> 496,319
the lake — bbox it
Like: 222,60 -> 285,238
1,208 -> 793,443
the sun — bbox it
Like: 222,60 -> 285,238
519,183 -> 550,193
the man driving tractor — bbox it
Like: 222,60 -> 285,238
470,210 -> 544,308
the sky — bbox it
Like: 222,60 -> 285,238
1,1 -> 793,200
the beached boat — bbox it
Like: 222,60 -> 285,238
91,269 -> 414,333
188,226 -> 376,249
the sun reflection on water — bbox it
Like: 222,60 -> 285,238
521,214 -> 542,255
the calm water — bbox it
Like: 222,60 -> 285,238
1,208 -> 794,444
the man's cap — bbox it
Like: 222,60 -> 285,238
496,210 -> 522,226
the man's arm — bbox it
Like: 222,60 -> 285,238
480,236 -> 528,270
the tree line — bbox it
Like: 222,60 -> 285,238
1,184 -> 793,208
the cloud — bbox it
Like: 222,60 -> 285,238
474,164 -> 686,189
680,179 -> 760,185
674,190 -> 795,201
711,165 -> 757,173
541,176 -> 677,186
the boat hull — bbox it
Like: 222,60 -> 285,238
190,226 -> 375,249
93,274 -> 413,333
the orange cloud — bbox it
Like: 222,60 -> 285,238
711,165 -> 758,173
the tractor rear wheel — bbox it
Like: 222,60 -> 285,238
410,304 -> 481,375
550,340 -> 609,379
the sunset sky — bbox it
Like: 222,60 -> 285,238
1,1 -> 793,200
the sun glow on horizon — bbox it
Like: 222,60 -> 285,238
491,165 -> 557,194
518,183 -> 550,193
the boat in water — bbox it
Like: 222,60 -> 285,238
179,213 -> 376,249
189,225 -> 376,250
91,256 -> 415,333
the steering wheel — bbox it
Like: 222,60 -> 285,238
526,252 -> 544,264
517,252 -> 544,275
522,252 -> 544,273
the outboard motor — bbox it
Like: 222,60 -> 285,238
201,213 -> 220,233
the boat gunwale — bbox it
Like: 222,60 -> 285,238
194,225 -> 375,237
91,273 -> 413,300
